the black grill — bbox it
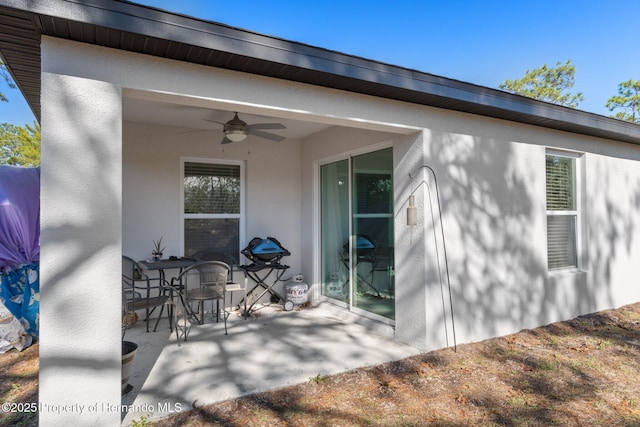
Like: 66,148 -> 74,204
241,236 -> 290,265
239,237 -> 291,314
342,235 -> 376,262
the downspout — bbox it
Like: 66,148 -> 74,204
408,165 -> 457,352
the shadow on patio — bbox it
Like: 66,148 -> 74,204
121,303 -> 420,425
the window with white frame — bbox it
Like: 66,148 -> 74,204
183,160 -> 244,261
545,151 -> 580,270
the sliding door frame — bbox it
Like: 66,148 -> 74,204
313,142 -> 395,326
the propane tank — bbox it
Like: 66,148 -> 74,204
284,274 -> 308,311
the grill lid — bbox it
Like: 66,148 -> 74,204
242,236 -> 290,263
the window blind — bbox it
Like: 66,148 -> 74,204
546,156 -> 575,211
546,154 -> 578,270
183,161 -> 242,259
185,162 -> 240,178
547,215 -> 577,269
184,218 -> 240,260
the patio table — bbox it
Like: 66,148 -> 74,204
139,258 -> 198,283
140,258 -> 247,323
138,258 -> 198,329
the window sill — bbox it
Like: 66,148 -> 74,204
548,267 -> 588,275
547,268 -> 588,283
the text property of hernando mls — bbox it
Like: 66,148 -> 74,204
2,401 -> 183,415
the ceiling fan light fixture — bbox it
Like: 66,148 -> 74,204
203,111 -> 285,144
224,129 -> 247,142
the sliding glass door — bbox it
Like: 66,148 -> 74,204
320,147 -> 394,320
320,159 -> 349,304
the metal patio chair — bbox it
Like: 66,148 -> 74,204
122,255 -> 173,332
170,261 -> 231,341
192,250 -> 246,312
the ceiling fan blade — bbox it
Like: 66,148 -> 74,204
203,118 -> 225,126
176,128 -> 211,135
221,136 -> 234,144
247,122 -> 286,130
250,129 -> 286,142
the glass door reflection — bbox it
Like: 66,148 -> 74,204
321,147 -> 394,320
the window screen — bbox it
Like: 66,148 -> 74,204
183,161 -> 242,260
184,162 -> 240,214
546,153 -> 578,270
546,156 -> 575,211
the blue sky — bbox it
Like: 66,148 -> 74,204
1,0 -> 638,125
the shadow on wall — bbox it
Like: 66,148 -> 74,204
40,77 -> 123,381
421,130 -> 640,344
587,157 -> 640,308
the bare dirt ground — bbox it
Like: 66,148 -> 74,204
1,302 -> 639,426
152,302 -> 640,427
0,341 -> 38,427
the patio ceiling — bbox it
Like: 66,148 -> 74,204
123,97 -> 333,141
2,0 -> 640,145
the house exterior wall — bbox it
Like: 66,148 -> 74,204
38,34 -> 640,424
40,66 -> 123,424
393,131 -> 452,350
416,118 -> 640,350
301,107 -> 640,351
37,37 -> 413,424
122,121 -> 304,291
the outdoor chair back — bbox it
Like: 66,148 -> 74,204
171,261 -> 231,341
122,255 -> 172,333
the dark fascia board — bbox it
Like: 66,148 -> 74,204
1,0 -> 640,145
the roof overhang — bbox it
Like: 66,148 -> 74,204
1,0 -> 640,145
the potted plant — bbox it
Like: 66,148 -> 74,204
122,340 -> 138,395
152,237 -> 165,261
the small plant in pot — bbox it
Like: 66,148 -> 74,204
152,237 -> 165,261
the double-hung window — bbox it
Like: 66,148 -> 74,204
545,151 -> 580,270
182,159 -> 244,261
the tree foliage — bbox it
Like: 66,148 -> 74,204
0,122 -> 41,167
606,80 -> 640,124
184,175 -> 240,214
1,59 -> 41,166
499,60 -> 584,108
0,59 -> 17,103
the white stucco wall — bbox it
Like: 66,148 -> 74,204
38,33 -> 640,425
122,121 -> 304,294
40,71 -> 123,424
304,105 -> 640,352
417,117 -> 640,349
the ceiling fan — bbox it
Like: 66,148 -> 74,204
204,112 -> 287,144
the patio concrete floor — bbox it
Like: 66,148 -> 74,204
121,303 -> 421,425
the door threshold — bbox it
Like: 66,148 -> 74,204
312,300 -> 395,338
